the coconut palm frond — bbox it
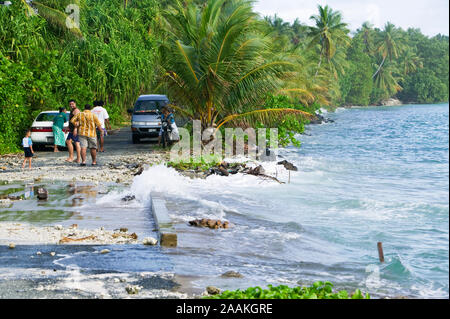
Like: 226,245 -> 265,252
216,107 -> 314,131
20,0 -> 36,16
33,1 -> 83,38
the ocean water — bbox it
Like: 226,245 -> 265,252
121,103 -> 448,298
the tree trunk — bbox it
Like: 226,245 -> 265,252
314,53 -> 323,77
372,55 -> 386,79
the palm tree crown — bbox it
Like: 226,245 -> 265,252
307,4 -> 350,76
160,0 -> 311,129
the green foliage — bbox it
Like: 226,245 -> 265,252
339,38 -> 373,106
160,0 -> 303,130
261,94 -> 317,147
399,68 -> 449,103
0,54 -> 30,154
204,281 -> 370,299
0,0 -> 448,155
0,0 -> 160,154
168,157 -> 225,171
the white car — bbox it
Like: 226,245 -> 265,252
30,111 -> 69,148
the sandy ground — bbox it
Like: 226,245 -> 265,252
0,222 -> 159,246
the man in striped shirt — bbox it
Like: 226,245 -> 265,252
70,104 -> 103,166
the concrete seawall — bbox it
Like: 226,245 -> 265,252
150,194 -> 177,247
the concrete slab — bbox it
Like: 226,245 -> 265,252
150,194 -> 177,247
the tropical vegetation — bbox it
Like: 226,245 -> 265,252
0,0 -> 448,154
204,281 -> 370,299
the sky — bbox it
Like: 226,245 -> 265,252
253,0 -> 449,37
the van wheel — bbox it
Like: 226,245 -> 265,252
132,135 -> 140,144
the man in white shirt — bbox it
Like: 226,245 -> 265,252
92,100 -> 111,152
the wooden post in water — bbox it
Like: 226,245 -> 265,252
377,242 -> 385,263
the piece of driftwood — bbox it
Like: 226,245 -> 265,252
59,235 -> 96,244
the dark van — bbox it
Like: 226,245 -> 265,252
129,94 -> 169,143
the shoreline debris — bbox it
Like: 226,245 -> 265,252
189,219 -> 230,229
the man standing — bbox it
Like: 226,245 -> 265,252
92,100 -> 111,152
66,99 -> 81,163
70,104 -> 103,166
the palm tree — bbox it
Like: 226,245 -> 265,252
19,0 -> 83,38
372,22 -> 405,78
360,21 -> 375,54
373,62 -> 402,96
307,4 -> 350,76
159,0 -> 312,131
399,48 -> 423,75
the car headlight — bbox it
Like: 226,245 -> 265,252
132,121 -> 146,126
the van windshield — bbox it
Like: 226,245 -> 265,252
134,100 -> 168,114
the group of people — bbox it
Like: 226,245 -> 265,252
22,99 -> 111,169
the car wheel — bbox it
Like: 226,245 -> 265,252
132,135 -> 140,144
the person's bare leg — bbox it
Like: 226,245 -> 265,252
90,148 -> 97,165
81,147 -> 87,164
100,135 -> 104,152
28,158 -> 32,169
66,139 -> 74,161
22,158 -> 26,169
54,144 -> 59,152
75,142 -> 81,163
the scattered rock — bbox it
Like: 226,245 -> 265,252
221,271 -> 243,278
54,225 -> 63,230
0,199 -> 12,208
133,165 -> 144,176
277,160 -> 298,171
119,228 -> 128,233
142,237 -> 158,245
8,243 -> 15,249
218,166 -> 229,176
206,286 -> 221,295
50,252 -> 56,257
309,113 -> 335,124
112,232 -> 138,240
189,219 -> 231,230
36,187 -> 48,200
380,98 -> 402,106
100,249 -> 110,254
36,251 -> 42,255
121,195 -> 135,202
246,165 -> 265,175
205,162 -> 247,177
125,285 -> 141,295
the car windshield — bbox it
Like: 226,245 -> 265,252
134,100 -> 168,113
36,113 -> 59,121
